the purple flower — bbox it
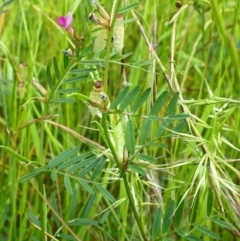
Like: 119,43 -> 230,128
58,12 -> 73,29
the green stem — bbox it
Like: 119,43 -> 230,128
210,0 -> 240,81
101,113 -> 122,171
101,113 -> 148,240
122,176 -> 148,241
103,0 -> 122,94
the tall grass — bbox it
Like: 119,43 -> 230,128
0,0 -> 239,241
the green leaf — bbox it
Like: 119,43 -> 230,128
146,142 -> 168,149
99,210 -> 111,225
68,218 -> 99,226
139,118 -> 151,145
166,92 -> 179,116
96,184 -> 116,203
92,121 -> 108,145
27,212 -> 41,228
194,225 -> 221,240
189,192 -> 199,223
151,207 -> 161,239
168,113 -> 189,120
57,87 -> 80,94
81,194 -> 96,218
19,167 -> 48,183
173,120 -> 187,132
53,56 -> 60,80
0,145 -> 31,164
79,158 -> 98,177
57,233 -> 76,241
163,238 -> 174,241
70,68 -> 96,74
67,156 -> 96,173
211,218 -> 234,229
58,153 -> 91,171
174,196 -> 184,228
78,180 -> 94,195
131,87 -> 151,112
51,193 -> 60,227
187,234 -> 204,241
46,148 -> 79,169
128,164 -> 147,175
155,120 -> 171,137
135,154 -> 156,163
109,86 -> 129,109
51,170 -> 57,182
50,98 -> 76,103
118,2 -> 139,14
0,0 -> 14,8
139,59 -> 154,67
150,90 -> 169,115
91,156 -> 106,181
119,86 -> 140,110
69,191 -> 77,220
162,200 -> 175,234
46,65 -> 54,90
207,188 -> 213,217
64,175 -> 73,195
64,75 -> 88,83
125,119 -> 135,155
63,54 -> 69,69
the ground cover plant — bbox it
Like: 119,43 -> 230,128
0,0 -> 240,240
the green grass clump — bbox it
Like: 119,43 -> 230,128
0,0 -> 239,240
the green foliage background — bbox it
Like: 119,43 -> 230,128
0,0 -> 239,241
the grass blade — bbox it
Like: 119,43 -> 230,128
68,218 -> 99,226
50,98 -> 76,103
118,2 -> 139,14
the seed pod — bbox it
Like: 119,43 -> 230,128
175,1 -> 182,8
92,26 -> 108,53
89,81 -> 105,117
112,14 -> 124,53
32,77 -> 47,96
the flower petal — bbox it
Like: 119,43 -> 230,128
58,16 -> 66,27
64,12 -> 73,29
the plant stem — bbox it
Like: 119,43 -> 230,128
122,175 -> 148,241
101,113 -> 148,240
103,0 -> 122,94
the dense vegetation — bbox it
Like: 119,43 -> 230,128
0,0 -> 239,240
